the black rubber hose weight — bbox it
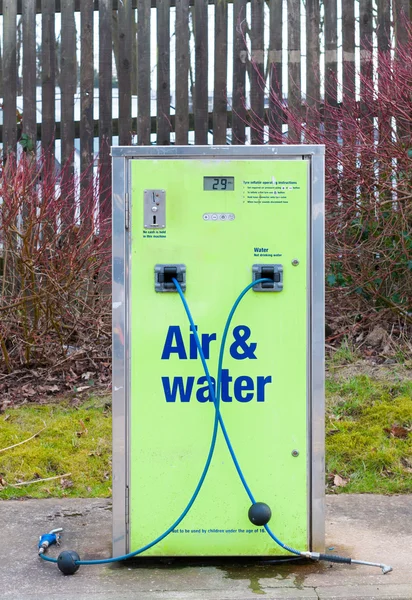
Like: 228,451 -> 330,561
57,550 -> 81,575
319,554 -> 352,564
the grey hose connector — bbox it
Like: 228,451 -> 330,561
302,552 -> 393,574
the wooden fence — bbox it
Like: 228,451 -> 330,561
0,0 -> 410,182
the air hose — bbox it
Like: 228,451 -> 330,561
38,278 -> 392,575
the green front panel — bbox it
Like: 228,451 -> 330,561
129,158 -> 309,556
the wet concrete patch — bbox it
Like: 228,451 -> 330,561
108,556 -> 327,595
218,559 -> 329,595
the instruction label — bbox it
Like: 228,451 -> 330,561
242,178 -> 302,204
171,527 -> 267,535
253,247 -> 282,258
143,228 -> 166,239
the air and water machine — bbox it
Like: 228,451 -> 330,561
39,145 -> 391,575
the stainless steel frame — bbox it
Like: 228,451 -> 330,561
111,145 -> 325,556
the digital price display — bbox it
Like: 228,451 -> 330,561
203,176 -> 235,191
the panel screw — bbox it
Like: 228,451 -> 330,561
292,259 -> 299,266
291,450 -> 299,457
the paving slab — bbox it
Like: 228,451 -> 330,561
0,495 -> 411,600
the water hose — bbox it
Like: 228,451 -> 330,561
38,278 -> 392,575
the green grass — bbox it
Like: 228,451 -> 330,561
0,397 -> 112,499
1,374 -> 411,499
326,375 -> 412,493
328,337 -> 360,366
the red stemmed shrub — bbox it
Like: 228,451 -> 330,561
0,152 -> 111,372
250,24 -> 412,340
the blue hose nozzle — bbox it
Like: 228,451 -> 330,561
38,528 -> 63,555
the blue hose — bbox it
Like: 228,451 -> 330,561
41,297 -> 221,566
40,277 -> 301,566
204,279 -> 300,556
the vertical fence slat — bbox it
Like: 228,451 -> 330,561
232,0 -> 247,144
61,0 -> 76,193
61,0 -> 76,226
131,8 -> 137,97
268,0 -> 283,142
157,0 -> 171,145
359,0 -> 373,199
3,0 -> 17,154
175,0 -> 189,144
342,0 -> 356,204
377,0 -> 391,147
287,0 -> 301,142
118,0 -> 132,145
324,0 -> 337,142
80,0 -> 94,222
377,0 -> 391,52
99,0 -> 112,220
359,0 -> 373,118
137,0 -> 151,145
342,0 -> 355,102
394,0 -> 410,48
250,0 -> 264,144
194,0 -> 208,144
394,1 -> 410,144
0,31 -> 3,99
22,0 -> 36,148
41,0 -> 55,157
213,0 -> 227,145
306,0 -> 320,134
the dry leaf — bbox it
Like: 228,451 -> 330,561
44,385 -> 60,393
326,428 -> 340,436
76,419 -> 88,437
61,478 -> 74,489
81,372 -> 95,380
384,425 -> 410,439
21,385 -> 37,397
333,474 -> 348,487
401,457 -> 412,473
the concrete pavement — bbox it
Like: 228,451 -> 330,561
0,495 -> 411,600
